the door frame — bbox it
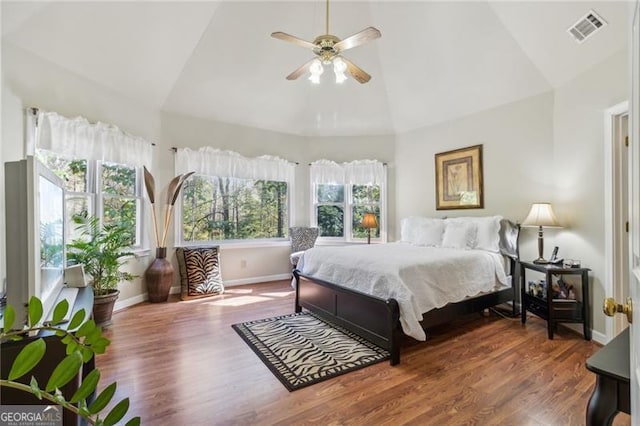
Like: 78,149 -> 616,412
604,100 -> 629,342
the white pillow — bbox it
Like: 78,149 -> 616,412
400,217 -> 443,244
413,220 -> 445,247
400,217 -> 419,243
447,216 -> 502,252
442,220 -> 477,249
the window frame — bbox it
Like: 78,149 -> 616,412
36,150 -> 146,251
96,160 -> 145,249
311,177 -> 387,244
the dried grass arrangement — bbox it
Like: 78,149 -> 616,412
143,166 -> 195,248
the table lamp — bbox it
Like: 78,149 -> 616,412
361,212 -> 378,244
522,202 -> 561,264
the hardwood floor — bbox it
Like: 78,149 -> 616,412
97,280 -> 630,425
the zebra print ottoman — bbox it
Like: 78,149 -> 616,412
176,246 -> 224,300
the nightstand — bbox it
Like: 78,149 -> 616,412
519,260 -> 591,340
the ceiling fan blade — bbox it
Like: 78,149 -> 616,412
334,27 -> 381,52
342,57 -> 371,84
271,32 -> 317,50
286,58 -> 317,81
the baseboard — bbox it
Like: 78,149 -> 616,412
114,274 -> 290,311
590,329 -> 607,345
560,323 -> 607,345
114,293 -> 147,312
223,273 -> 292,287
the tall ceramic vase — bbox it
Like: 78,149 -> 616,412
145,247 -> 174,303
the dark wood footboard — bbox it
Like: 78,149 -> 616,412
294,269 -> 515,365
293,219 -> 520,365
293,270 -> 402,365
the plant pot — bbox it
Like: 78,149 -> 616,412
145,247 -> 175,303
93,289 -> 120,328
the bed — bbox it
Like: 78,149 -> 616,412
293,217 -> 520,365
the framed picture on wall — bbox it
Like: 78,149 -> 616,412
435,144 -> 483,210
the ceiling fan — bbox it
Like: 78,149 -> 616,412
271,0 -> 381,84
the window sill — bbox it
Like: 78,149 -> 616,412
130,248 -> 152,258
177,240 -> 291,250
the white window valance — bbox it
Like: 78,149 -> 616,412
310,159 -> 385,185
175,147 -> 296,183
35,111 -> 153,168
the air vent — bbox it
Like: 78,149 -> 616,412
567,10 -> 607,43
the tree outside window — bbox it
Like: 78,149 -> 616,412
316,184 -> 345,237
36,151 -> 142,248
351,184 -> 380,239
180,174 -> 288,242
314,183 -> 382,241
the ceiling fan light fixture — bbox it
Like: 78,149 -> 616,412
333,57 -> 348,84
308,58 -> 324,84
272,0 -> 380,84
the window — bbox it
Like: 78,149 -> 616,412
31,110 -> 153,250
316,184 -> 345,237
311,160 -> 386,242
37,150 -> 143,248
351,184 -> 381,240
181,175 -> 288,242
100,162 -> 141,246
175,148 -> 296,244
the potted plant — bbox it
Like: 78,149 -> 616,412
67,212 -> 136,327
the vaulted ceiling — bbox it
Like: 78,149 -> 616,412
1,1 -> 630,137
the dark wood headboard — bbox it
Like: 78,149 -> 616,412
499,219 -> 520,260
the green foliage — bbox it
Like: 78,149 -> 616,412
316,184 -> 381,239
8,339 -> 46,381
317,205 -> 344,237
28,296 -> 44,327
352,206 -> 381,239
0,297 -> 140,425
66,212 -> 137,296
37,151 -> 138,247
101,162 -> 138,246
40,221 -> 64,267
36,151 -> 87,193
182,175 -> 289,241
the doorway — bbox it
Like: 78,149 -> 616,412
604,101 -> 630,340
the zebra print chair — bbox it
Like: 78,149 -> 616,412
289,227 -> 319,269
176,245 -> 224,300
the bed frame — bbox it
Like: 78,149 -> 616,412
293,219 -> 520,365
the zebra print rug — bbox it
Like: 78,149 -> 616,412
232,312 -> 390,391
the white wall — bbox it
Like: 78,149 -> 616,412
395,91 -> 555,256
553,49 -> 628,337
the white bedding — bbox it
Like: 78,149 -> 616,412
298,242 -> 508,341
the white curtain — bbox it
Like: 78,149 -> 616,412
310,159 -> 385,184
309,159 -> 345,184
35,111 -> 153,168
175,147 -> 296,182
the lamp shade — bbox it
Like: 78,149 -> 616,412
522,203 -> 561,227
361,212 -> 378,229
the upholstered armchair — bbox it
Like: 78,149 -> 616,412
289,227 -> 319,269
